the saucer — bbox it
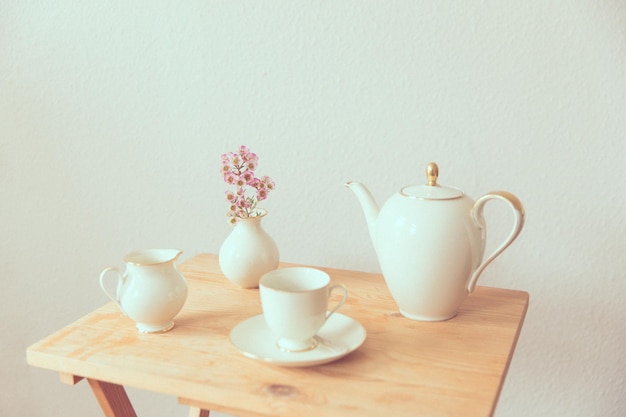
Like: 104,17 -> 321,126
229,313 -> 366,367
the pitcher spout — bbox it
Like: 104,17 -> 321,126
345,182 -> 380,249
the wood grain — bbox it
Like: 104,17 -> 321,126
87,379 -> 137,417
27,253 -> 528,417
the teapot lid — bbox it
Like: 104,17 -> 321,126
400,162 -> 464,200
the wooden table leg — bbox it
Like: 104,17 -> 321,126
87,379 -> 137,417
188,406 -> 210,417
61,374 -> 205,417
59,372 -> 83,385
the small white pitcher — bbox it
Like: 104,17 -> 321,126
99,249 -> 188,333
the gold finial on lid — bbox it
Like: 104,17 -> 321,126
426,162 -> 439,186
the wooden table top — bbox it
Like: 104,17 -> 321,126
27,253 -> 529,417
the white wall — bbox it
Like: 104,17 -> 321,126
2,2 -> 625,416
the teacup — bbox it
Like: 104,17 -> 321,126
259,267 -> 348,352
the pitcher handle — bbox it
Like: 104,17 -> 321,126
99,266 -> 125,312
325,284 -> 348,323
467,191 -> 525,293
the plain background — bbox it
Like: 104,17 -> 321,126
2,1 -> 625,416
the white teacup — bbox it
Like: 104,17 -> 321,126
259,267 -> 348,352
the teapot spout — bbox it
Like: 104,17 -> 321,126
345,182 -> 380,248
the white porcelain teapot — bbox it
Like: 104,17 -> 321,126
346,163 -> 525,321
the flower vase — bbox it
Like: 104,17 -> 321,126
218,209 -> 279,288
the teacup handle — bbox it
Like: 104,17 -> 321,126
325,284 -> 348,323
99,266 -> 125,312
467,191 -> 525,293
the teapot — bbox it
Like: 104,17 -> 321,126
99,249 -> 188,333
346,163 -> 525,321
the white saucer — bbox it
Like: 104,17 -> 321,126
229,313 -> 366,367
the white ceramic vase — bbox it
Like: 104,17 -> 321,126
218,209 -> 279,288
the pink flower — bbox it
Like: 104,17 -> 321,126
220,145 -> 275,222
248,178 -> 261,188
223,173 -> 237,185
263,176 -> 275,190
235,177 -> 246,187
245,160 -> 258,171
241,171 -> 255,183
225,191 -> 236,202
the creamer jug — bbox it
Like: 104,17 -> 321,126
99,249 -> 188,332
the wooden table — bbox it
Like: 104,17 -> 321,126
27,253 -> 529,417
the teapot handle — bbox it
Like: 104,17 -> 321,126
99,266 -> 125,312
467,191 -> 525,293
